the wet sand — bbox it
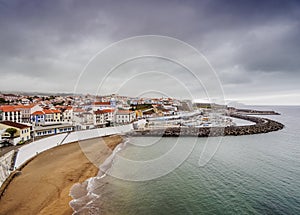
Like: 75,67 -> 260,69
0,135 -> 123,215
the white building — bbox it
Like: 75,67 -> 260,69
93,109 -> 115,127
115,110 -> 136,124
18,104 -> 43,123
92,101 -> 111,111
62,107 -> 73,123
31,109 -> 62,125
0,121 -> 31,144
33,123 -> 73,137
73,110 -> 94,130
0,106 -> 22,123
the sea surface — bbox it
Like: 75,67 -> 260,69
70,106 -> 300,214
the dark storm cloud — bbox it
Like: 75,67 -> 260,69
0,0 -> 299,104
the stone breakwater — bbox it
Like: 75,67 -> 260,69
235,109 -> 280,115
128,114 -> 284,137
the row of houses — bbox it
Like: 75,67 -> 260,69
0,102 -> 137,123
0,103 -> 137,144
0,94 -> 184,146
0,120 -> 75,145
0,104 -> 42,123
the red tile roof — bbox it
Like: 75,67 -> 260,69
31,109 -> 61,115
117,110 -> 134,115
0,104 -> 39,112
49,109 -> 61,113
32,111 -> 44,115
16,104 -> 37,109
0,121 -> 30,129
94,109 -> 114,114
73,108 -> 85,112
0,106 -> 20,112
93,102 -> 111,106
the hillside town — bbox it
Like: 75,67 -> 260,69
0,92 -> 194,146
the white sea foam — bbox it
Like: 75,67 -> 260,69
69,137 -> 129,214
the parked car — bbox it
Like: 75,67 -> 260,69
0,139 -> 13,147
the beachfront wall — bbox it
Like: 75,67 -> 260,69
14,124 -> 133,169
14,133 -> 68,169
63,124 -> 133,144
0,150 -> 14,188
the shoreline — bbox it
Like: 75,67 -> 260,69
0,112 -> 285,214
0,135 -> 123,215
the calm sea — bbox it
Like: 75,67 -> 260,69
70,106 -> 300,215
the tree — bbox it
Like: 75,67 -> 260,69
0,98 -> 7,104
5,128 -> 17,138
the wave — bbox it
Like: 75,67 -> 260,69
69,137 -> 129,215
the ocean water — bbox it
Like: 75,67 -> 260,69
70,106 -> 300,214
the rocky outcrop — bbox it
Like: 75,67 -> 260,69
128,114 -> 284,137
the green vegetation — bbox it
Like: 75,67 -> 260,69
5,128 -> 17,138
17,140 -> 24,145
194,103 -> 212,109
0,98 -> 7,104
130,104 -> 153,111
53,101 -> 65,106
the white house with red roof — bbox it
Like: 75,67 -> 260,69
0,106 -> 22,123
92,101 -> 112,111
93,109 -> 115,127
17,104 -> 42,123
31,109 -> 62,125
0,104 -> 42,124
62,106 -> 73,123
3,94 -> 19,102
115,109 -> 136,124
0,121 -> 31,144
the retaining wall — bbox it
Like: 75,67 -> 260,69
0,151 -> 14,188
14,124 -> 133,169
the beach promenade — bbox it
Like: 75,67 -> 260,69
0,135 -> 123,215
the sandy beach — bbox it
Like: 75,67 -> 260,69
0,135 -> 123,215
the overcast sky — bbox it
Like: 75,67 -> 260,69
0,0 -> 299,105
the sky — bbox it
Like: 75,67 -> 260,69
0,0 -> 300,105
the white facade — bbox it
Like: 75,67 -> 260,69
93,109 -> 115,127
31,109 -> 62,125
63,109 -> 73,123
1,110 -> 22,123
115,110 -> 136,124
93,111 -> 105,126
34,124 -> 74,137
73,112 -> 94,130
20,104 -> 42,123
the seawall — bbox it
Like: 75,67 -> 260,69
0,124 -> 133,191
128,114 -> 284,137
